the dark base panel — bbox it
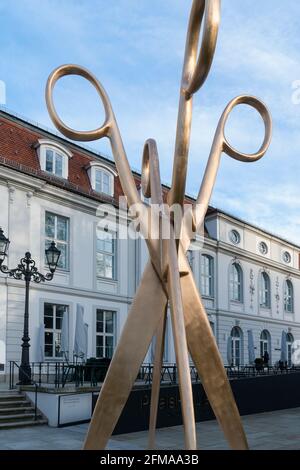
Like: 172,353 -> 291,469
91,372 -> 300,435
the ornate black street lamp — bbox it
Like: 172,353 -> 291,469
0,228 -> 60,385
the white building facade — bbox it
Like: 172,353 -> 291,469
0,109 -> 299,381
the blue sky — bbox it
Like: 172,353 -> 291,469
1,0 -> 300,243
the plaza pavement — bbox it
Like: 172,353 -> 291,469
0,407 -> 299,450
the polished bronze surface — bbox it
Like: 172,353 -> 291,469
148,310 -> 167,450
45,0 -> 272,450
168,0 -> 220,209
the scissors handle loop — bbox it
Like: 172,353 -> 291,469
184,0 -> 220,97
141,139 -> 163,205
192,95 -> 272,236
46,64 -> 113,142
221,95 -> 272,162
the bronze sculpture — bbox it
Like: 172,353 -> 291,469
45,0 -> 272,450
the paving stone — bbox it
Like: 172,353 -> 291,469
0,407 -> 299,450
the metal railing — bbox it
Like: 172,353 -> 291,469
9,361 -> 111,389
139,363 -> 200,385
225,364 -> 300,379
139,363 -> 300,384
9,361 -> 38,420
9,361 -> 300,391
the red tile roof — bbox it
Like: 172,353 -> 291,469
0,110 -> 219,241
0,109 -> 197,208
0,110 -> 138,205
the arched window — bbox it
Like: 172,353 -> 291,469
284,280 -> 294,313
201,254 -> 214,297
260,330 -> 271,360
231,327 -> 243,367
87,162 -> 116,197
260,272 -> 271,308
287,333 -> 294,367
36,139 -> 72,179
230,263 -> 243,302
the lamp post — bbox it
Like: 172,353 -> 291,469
0,228 -> 60,385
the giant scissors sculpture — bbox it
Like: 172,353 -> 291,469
45,0 -> 272,450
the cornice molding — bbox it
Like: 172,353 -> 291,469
0,276 -> 134,305
85,160 -> 117,177
216,241 -> 300,278
217,211 -> 300,251
214,308 -> 300,328
0,166 -> 129,221
34,138 -> 73,159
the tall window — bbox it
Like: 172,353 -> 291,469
96,230 -> 116,279
44,303 -> 68,358
201,254 -> 214,297
260,272 -> 271,308
45,149 -> 64,178
230,263 -> 243,302
260,330 -> 271,358
95,169 -> 113,196
287,333 -> 294,367
45,212 -> 69,270
231,327 -> 242,366
96,309 -> 116,358
284,280 -> 294,313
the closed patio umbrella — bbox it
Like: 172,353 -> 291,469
247,330 -> 255,364
74,304 -> 87,361
60,311 -> 69,360
36,322 -> 45,363
84,323 -> 89,359
280,330 -> 287,363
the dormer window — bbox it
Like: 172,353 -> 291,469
87,162 -> 116,197
46,149 -> 64,177
35,139 -> 72,180
95,168 -> 112,195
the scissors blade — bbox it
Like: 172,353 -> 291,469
84,254 -> 247,450
148,308 -> 167,449
179,254 -> 249,450
166,230 -> 197,449
83,260 -> 168,450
